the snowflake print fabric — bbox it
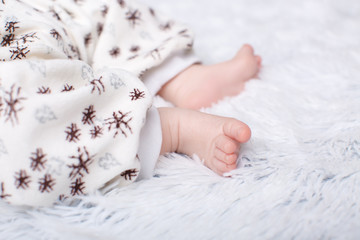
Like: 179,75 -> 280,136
0,0 -> 194,207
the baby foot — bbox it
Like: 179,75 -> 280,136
158,44 -> 261,109
159,107 -> 251,175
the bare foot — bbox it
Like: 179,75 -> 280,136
158,107 -> 251,175
158,44 -> 261,109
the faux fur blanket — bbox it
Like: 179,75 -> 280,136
1,0 -> 359,239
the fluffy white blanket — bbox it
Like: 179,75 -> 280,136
1,0 -> 360,239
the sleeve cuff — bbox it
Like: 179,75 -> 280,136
136,106 -> 162,180
142,50 -> 200,96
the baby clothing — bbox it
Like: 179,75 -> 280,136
0,0 -> 196,206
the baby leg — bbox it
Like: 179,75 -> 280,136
158,44 -> 261,109
158,107 -> 251,175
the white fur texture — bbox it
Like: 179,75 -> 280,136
1,0 -> 360,239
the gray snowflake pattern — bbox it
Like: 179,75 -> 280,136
46,157 -> 65,176
98,153 -> 121,170
28,60 -> 46,77
35,105 -> 57,123
81,65 -> 94,81
109,73 -> 125,89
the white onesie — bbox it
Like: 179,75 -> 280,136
0,0 -> 197,206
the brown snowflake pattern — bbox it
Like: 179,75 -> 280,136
14,170 -> 31,189
10,44 -> 30,60
62,28 -> 68,36
19,32 -> 38,44
68,44 -> 80,59
61,84 -> 75,92
49,8 -> 61,21
58,194 -> 69,201
38,174 -> 56,193
129,88 -> 145,101
90,76 -> 105,95
118,0 -> 126,8
90,125 -> 103,139
149,8 -> 156,17
0,182 -> 11,200
109,46 -> 120,58
5,21 -> 19,33
50,29 -> 61,40
1,29 -> 13,45
105,111 -> 133,138
101,5 -> 108,17
32,7 -> 42,13
3,84 -> 26,125
30,148 -> 47,171
1,34 -> 15,47
37,86 -> 51,94
84,33 -> 91,47
127,54 -> 138,61
179,29 -> 191,38
120,169 -> 138,181
97,22 -> 104,36
70,178 -> 85,196
1,21 -> 39,60
64,9 -> 75,18
82,105 -> 96,125
160,22 -> 173,31
146,46 -> 164,60
67,146 -> 95,179
65,123 -> 81,142
130,45 -> 140,53
126,9 -> 141,27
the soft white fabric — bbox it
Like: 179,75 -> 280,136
137,106 -> 162,180
0,0 -> 194,206
0,0 -> 360,239
142,50 -> 199,96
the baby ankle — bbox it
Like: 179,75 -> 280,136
158,107 -> 180,154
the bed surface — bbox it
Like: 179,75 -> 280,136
1,0 -> 360,239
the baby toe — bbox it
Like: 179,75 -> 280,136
214,148 -> 238,165
255,55 -> 262,66
223,120 -> 251,143
235,44 -> 254,59
241,44 -> 254,54
212,157 -> 237,175
215,135 -> 239,154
